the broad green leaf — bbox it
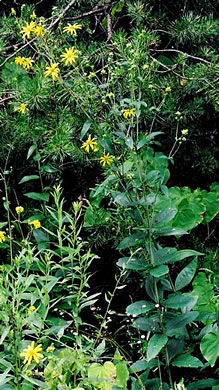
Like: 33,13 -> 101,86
172,354 -> 203,368
153,208 -> 177,227
80,120 -> 92,139
130,359 -> 159,373
164,249 -> 203,264
117,232 -> 147,250
150,265 -> 169,277
0,222 -> 7,229
24,192 -> 49,201
187,379 -> 219,390
155,227 -> 188,236
137,138 -> 148,150
135,317 -> 160,332
126,300 -> 155,315
41,165 -> 57,173
19,175 -> 39,184
200,331 -> 219,367
116,362 -> 129,388
125,136 -> 134,149
114,192 -> 132,206
147,334 -> 168,362
166,312 -> 199,337
117,257 -> 149,271
175,257 -> 198,291
167,338 -> 184,361
27,144 -> 37,159
21,375 -> 48,388
163,293 -> 198,309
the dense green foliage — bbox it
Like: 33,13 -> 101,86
0,1 -> 218,389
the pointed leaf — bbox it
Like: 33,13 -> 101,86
200,331 -> 219,367
172,354 -> 203,368
80,120 -> 92,139
147,334 -> 168,362
24,192 -> 49,201
27,144 -> 37,159
150,265 -> 169,277
153,208 -> 177,227
19,175 -> 40,184
175,257 -> 198,291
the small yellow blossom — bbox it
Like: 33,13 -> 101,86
29,306 -> 36,312
108,92 -> 114,98
26,370 -> 33,377
18,104 -> 29,115
122,108 -> 136,119
182,129 -> 189,135
88,72 -> 96,79
15,57 -> 25,66
23,58 -> 34,69
143,64 -> 149,70
44,63 -> 60,81
61,47 -> 80,66
63,23 -> 82,36
11,8 -> 16,15
0,232 -> 6,244
20,341 -> 43,365
16,206 -> 24,214
34,25 -> 45,37
31,11 -> 37,20
21,22 -> 36,40
100,153 -> 114,167
29,220 -> 41,229
81,135 -> 98,153
47,346 -> 55,353
165,86 -> 171,92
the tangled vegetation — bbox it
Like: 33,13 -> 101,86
0,1 -> 218,389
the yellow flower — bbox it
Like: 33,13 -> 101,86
15,57 -> 25,66
29,220 -> 41,229
26,370 -> 33,377
165,86 -> 171,92
100,153 -> 114,167
122,108 -> 136,119
63,23 -> 82,36
44,63 -> 60,81
23,58 -> 34,69
0,231 -> 6,244
61,47 -> 80,66
21,22 -> 36,40
81,135 -> 98,153
47,345 -> 55,353
34,25 -> 45,37
29,306 -> 36,312
16,206 -> 24,214
20,341 -> 43,365
88,72 -> 96,79
182,129 -> 189,135
11,8 -> 16,15
18,104 -> 28,115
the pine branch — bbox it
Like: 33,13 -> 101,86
49,0 -> 77,31
152,48 -> 211,65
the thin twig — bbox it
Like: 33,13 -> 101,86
49,0 -> 77,31
152,48 -> 212,65
0,38 -> 36,68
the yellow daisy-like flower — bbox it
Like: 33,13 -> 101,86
15,57 -> 25,66
44,63 -> 60,81
34,25 -> 45,37
81,135 -> 98,153
23,58 -> 34,69
16,206 -> 24,214
0,231 -> 6,244
20,341 -> 43,365
122,108 -> 136,119
20,22 -> 36,40
63,23 -> 82,36
18,103 -> 28,115
61,47 -> 80,66
100,153 -> 114,167
29,220 -> 41,229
